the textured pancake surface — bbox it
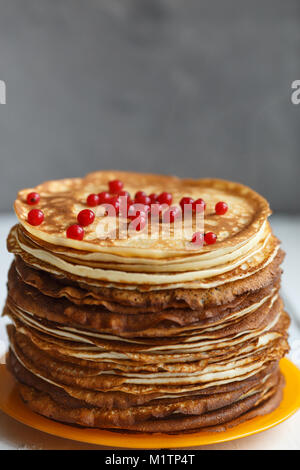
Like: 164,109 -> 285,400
3,171 -> 290,433
14,171 -> 271,256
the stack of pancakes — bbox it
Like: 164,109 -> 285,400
3,171 -> 289,433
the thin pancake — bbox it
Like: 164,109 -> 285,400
17,377 -> 283,432
14,172 -> 271,257
12,250 -> 284,311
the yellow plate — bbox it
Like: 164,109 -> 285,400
0,358 -> 300,449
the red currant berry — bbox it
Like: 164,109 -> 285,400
204,232 -> 217,245
191,232 -> 204,246
135,191 -> 146,200
118,190 -> 130,198
215,201 -> 228,215
66,224 -> 84,240
77,209 -> 95,226
193,198 -> 206,213
149,193 -> 158,204
109,180 -> 123,193
157,192 -> 172,206
134,191 -> 151,205
162,206 -> 181,223
26,192 -> 40,205
98,191 -> 111,204
27,209 -> 44,226
86,193 -> 100,207
180,197 -> 194,211
142,195 -> 151,205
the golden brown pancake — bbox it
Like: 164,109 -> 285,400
15,372 -> 284,433
7,260 -> 282,337
8,349 -> 283,432
11,248 -> 284,311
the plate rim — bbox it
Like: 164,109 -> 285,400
0,358 -> 300,449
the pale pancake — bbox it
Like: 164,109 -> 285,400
14,171 -> 271,258
18,223 -> 271,272
8,224 -> 280,290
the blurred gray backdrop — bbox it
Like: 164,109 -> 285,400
0,0 -> 299,213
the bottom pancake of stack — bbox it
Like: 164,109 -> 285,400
3,254 -> 289,433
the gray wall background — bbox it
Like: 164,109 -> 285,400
0,0 -> 299,213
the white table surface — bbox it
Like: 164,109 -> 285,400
0,213 -> 299,450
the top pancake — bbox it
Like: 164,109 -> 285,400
14,171 -> 271,259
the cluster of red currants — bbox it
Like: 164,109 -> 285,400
25,180 -> 228,245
